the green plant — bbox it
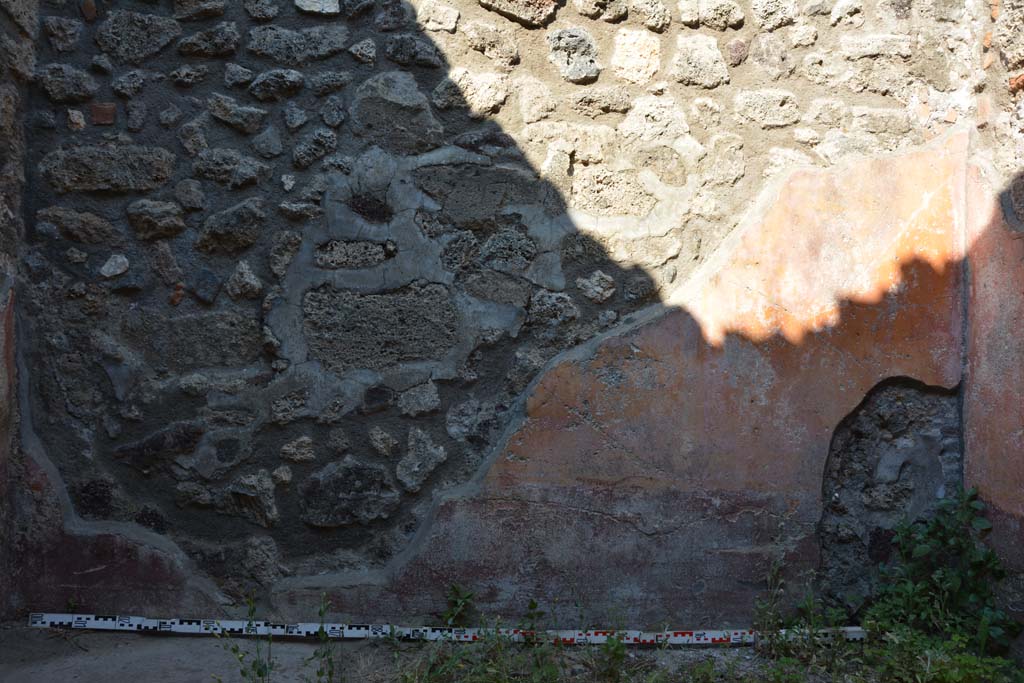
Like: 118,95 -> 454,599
398,626 -> 563,683
863,487 -> 1020,655
687,659 -> 718,683
753,561 -> 788,657
213,594 -> 277,683
748,488 -> 1023,683
442,584 -> 475,628
398,640 -> 469,683
520,599 -> 546,646
764,656 -> 806,683
864,627 -> 1024,683
593,634 -> 627,682
784,590 -> 861,674
303,593 -> 343,683
524,599 -> 545,632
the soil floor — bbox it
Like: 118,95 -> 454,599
0,623 -> 774,682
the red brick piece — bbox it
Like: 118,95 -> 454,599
80,0 -> 98,22
90,102 -> 116,126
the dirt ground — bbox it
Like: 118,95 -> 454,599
0,623 -> 774,682
0,624 -> 321,682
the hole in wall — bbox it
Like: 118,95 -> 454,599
817,376 -> 962,614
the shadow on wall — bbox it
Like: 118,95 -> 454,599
272,136 -> 1024,628
12,0 -> 663,616
6,0 -> 1023,630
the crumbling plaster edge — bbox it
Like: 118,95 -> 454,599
271,127 -> 980,598
11,122 -> 992,610
13,285 -> 232,610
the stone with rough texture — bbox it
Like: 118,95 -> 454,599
734,88 -> 800,127
397,429 -> 447,491
112,71 -> 146,99
37,64 -> 97,105
299,459 -> 400,527
618,95 -> 688,145
348,38 -> 376,63
370,427 -> 399,456
225,261 -> 263,299
572,166 -> 656,216
248,69 -> 305,101
247,25 -> 348,64
419,0 -> 460,31
349,71 -> 443,153
399,382 -> 441,417
479,0 -> 559,26
751,0 -> 796,29
303,284 -> 458,374
669,34 -> 729,88
41,145 -> 174,193
293,128 -> 337,169
464,21 -> 519,65
37,207 -> 118,244
576,270 -> 617,302
630,0 -> 671,31
994,3 -> 1024,68
840,34 -> 912,59
698,0 -> 744,28
207,93 -> 266,133
315,240 -> 391,268
432,68 -> 509,117
196,197 -> 265,253
174,0 -> 226,20
311,72 -> 351,96
178,22 -> 241,57
576,0 -> 628,20
193,148 -> 269,188
611,29 -> 661,84
245,0 -> 281,19
170,65 -> 209,87
384,34 -> 443,67
547,28 -> 601,84
100,254 -> 130,278
95,11 -> 182,63
296,0 -> 341,14
126,200 -> 186,240
516,76 -> 556,123
749,32 -> 793,80
43,17 -> 82,51
281,436 -> 316,462
725,37 -> 748,65
572,87 -> 631,116
225,470 -> 278,527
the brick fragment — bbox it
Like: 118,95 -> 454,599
90,102 -> 116,125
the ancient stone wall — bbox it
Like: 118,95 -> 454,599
2,0 -> 1023,623
0,0 -> 34,616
